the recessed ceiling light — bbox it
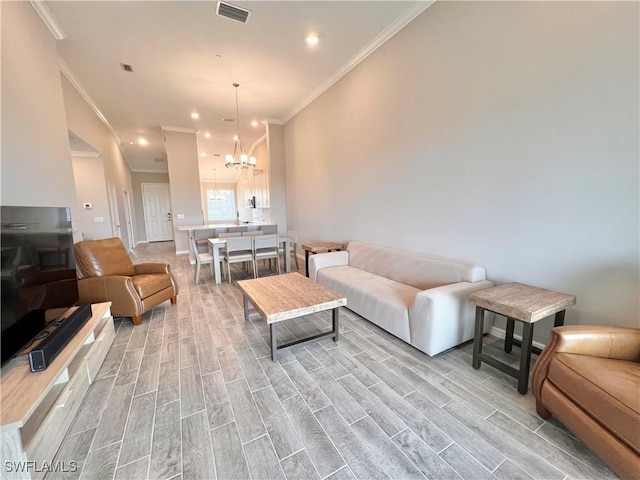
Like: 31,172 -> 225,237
233,135 -> 239,141
200,152 -> 207,157
204,132 -> 211,138
129,141 -> 134,145
251,121 -> 258,127
138,137 -> 148,146
191,112 -> 200,119
306,33 -> 319,45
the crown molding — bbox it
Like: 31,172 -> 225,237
161,126 -> 199,134
59,57 -> 123,147
30,1 -> 66,40
282,0 -> 435,124
248,134 -> 267,156
130,168 -> 170,174
262,118 -> 283,126
71,150 -> 101,158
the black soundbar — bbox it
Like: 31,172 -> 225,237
28,304 -> 93,372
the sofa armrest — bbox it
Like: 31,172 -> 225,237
309,251 -> 349,282
409,280 -> 495,356
532,325 -> 640,404
134,263 -> 171,275
78,276 -> 143,317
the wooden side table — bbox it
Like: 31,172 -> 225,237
301,242 -> 345,277
469,283 -> 576,394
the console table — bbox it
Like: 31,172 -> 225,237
0,303 -> 114,480
470,283 -> 576,394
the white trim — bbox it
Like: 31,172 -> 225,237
135,241 -> 150,247
131,168 -> 170,174
161,126 -> 199,134
30,1 -> 66,40
262,118 -> 283,126
59,58 -> 124,148
71,150 -> 102,158
175,250 -> 190,255
282,1 -> 435,124
489,326 -> 547,351
248,134 -> 267,156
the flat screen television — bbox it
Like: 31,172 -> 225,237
1,206 -> 79,366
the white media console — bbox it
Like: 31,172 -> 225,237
0,302 -> 114,480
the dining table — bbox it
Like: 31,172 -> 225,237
207,236 -> 292,284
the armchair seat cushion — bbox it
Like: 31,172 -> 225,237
318,265 -> 420,343
131,273 -> 173,299
548,353 -> 640,454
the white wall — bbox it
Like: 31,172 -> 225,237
164,130 -> 203,253
1,2 -> 79,237
61,76 -> 135,247
71,156 -> 112,239
284,2 -> 639,341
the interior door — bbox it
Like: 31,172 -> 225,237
142,183 -> 173,242
107,183 -> 121,239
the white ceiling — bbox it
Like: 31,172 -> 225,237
45,1 -> 428,182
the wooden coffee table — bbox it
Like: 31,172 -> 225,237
237,273 -> 347,360
301,242 -> 345,277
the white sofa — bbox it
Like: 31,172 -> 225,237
309,241 -> 494,356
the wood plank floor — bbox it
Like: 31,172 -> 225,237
51,242 -> 616,480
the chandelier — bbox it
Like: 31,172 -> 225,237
225,83 -> 256,169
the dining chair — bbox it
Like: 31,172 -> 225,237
223,236 -> 256,283
287,230 -> 300,270
190,237 -> 213,284
253,234 -> 280,277
217,231 -> 241,257
261,225 -> 278,234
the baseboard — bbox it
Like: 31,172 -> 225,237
176,250 -> 189,255
135,241 -> 149,247
490,326 -> 547,351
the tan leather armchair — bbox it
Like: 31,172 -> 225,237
74,238 -> 178,325
531,325 -> 640,479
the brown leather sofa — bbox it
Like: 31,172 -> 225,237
532,325 -> 640,479
74,238 -> 178,325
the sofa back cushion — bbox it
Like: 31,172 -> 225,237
346,241 -> 486,290
74,237 -> 136,278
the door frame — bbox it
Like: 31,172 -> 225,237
141,182 -> 173,242
123,189 -> 135,250
107,183 -> 121,240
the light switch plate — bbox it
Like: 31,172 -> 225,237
93,217 -> 104,223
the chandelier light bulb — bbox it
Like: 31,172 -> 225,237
249,156 -> 257,166
225,154 -> 233,164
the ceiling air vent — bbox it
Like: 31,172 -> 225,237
222,118 -> 235,122
216,1 -> 250,24
120,63 -> 134,72
153,158 -> 166,163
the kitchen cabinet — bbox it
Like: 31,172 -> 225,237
254,172 -> 270,208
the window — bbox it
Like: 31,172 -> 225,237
206,188 -> 236,221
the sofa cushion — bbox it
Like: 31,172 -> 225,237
131,273 -> 173,299
548,353 -> 640,454
346,241 -> 485,290
317,266 -> 419,343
